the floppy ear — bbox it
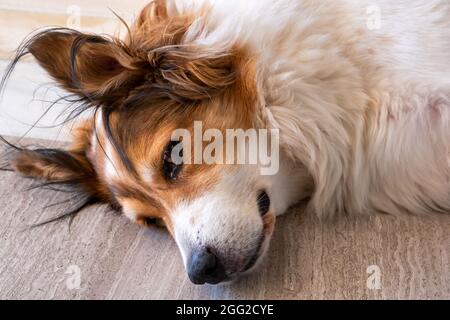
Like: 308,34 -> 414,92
28,28 -> 237,105
135,0 -> 169,27
27,29 -> 145,107
10,122 -> 111,203
24,0 -> 239,108
12,148 -> 93,183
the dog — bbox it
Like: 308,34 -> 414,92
1,0 -> 449,285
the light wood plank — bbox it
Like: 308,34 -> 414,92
0,139 -> 449,299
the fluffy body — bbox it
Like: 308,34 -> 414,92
5,0 -> 450,283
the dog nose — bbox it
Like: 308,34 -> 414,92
187,248 -> 227,285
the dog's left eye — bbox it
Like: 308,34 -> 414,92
144,217 -> 165,228
162,140 -> 183,181
257,191 -> 271,216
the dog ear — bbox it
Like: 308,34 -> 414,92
27,29 -> 144,107
26,0 -> 239,108
129,1 -> 238,103
28,28 -> 237,106
12,148 -> 93,183
10,121 -> 111,203
147,48 -> 237,103
135,0 -> 169,27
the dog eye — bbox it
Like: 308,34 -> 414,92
144,217 -> 166,228
162,140 -> 183,181
144,217 -> 158,226
257,191 -> 271,216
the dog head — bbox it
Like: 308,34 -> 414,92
6,1 -> 279,284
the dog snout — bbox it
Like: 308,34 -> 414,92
187,247 -> 227,285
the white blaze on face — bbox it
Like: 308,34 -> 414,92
171,167 -> 267,273
91,109 -> 139,222
90,109 -> 121,182
139,166 -> 156,185
104,142 -> 120,181
121,202 -> 138,222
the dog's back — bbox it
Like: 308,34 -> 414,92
172,0 -> 450,216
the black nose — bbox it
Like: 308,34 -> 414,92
187,248 -> 227,285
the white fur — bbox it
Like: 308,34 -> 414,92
104,142 -> 120,181
139,166 -> 155,185
122,204 -> 138,222
98,0 -> 450,281
170,0 -> 450,217
92,110 -> 122,182
171,166 -> 268,274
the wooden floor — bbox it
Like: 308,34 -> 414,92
0,140 -> 449,300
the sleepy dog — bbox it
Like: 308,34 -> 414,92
1,0 -> 449,285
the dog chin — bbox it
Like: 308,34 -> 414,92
222,235 -> 273,285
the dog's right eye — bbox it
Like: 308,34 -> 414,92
162,140 -> 183,181
257,191 -> 271,216
144,217 -> 165,227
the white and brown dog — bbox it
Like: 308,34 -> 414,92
1,0 -> 449,285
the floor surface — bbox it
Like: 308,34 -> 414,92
0,140 -> 449,299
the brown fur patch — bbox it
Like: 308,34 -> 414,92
10,0 -> 259,231
11,120 -> 114,205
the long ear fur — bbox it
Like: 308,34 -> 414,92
26,29 -> 147,108
8,121 -> 112,204
3,0 -> 237,111
0,121 -> 115,226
